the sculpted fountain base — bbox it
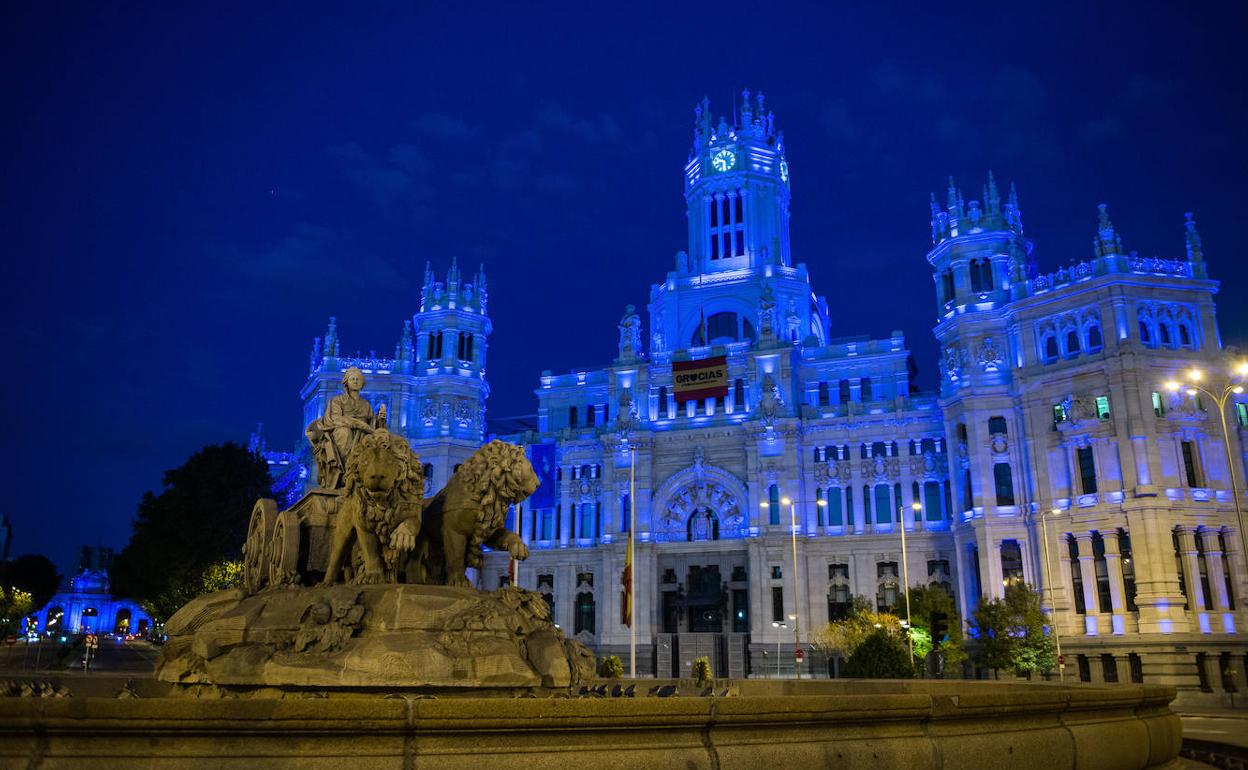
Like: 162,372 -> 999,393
156,583 -> 595,692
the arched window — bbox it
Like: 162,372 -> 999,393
574,592 -> 596,635
620,494 -> 631,532
988,416 -> 1008,435
941,269 -> 955,304
658,386 -> 669,419
1139,320 -> 1151,345
1001,540 -> 1024,586
1159,322 -> 1172,346
1087,324 -> 1103,352
768,485 -> 781,525
993,463 -> 1015,506
969,259 -> 993,293
818,381 -> 830,407
1178,323 -> 1192,347
1043,335 -> 1059,362
733,379 -> 745,411
1065,330 -> 1080,357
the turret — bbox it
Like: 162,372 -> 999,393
927,173 -> 1034,314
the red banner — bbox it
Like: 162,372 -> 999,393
672,356 -> 728,402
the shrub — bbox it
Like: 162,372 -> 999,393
843,628 -> 915,679
598,655 -> 624,678
691,656 -> 712,684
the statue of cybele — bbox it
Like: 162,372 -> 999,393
305,366 -> 383,490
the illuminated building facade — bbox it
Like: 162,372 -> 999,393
30,569 -> 153,637
278,93 -> 1246,703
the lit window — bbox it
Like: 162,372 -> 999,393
1095,395 -> 1111,420
1152,392 -> 1166,418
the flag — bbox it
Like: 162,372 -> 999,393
528,443 -> 557,508
621,532 -> 633,627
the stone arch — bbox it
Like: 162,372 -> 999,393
652,463 -> 749,542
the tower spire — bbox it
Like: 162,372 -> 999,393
323,317 -> 339,358
1184,211 -> 1204,263
1093,203 -> 1124,258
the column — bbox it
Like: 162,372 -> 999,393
1074,533 -> 1100,635
1103,531 -> 1128,635
1176,527 -> 1207,621
1200,529 -> 1231,611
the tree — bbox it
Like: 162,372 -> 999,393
907,583 -> 967,674
111,443 -> 271,620
3,554 -> 62,610
970,583 -> 1057,678
0,588 -> 34,637
843,628 -> 915,679
810,595 -> 904,660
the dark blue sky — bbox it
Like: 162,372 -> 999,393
5,2 -> 1247,573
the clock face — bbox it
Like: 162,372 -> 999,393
779,159 -> 790,183
711,149 -> 735,172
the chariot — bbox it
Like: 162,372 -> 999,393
242,489 -> 343,594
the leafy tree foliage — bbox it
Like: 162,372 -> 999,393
0,588 -> 34,636
810,595 -> 903,659
111,443 -> 271,620
2,553 -> 62,610
907,583 -> 967,673
843,628 -> 915,679
970,583 -> 1057,678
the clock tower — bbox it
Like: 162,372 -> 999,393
648,92 -> 827,355
684,89 -> 792,272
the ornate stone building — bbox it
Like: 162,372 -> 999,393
277,93 -> 1246,702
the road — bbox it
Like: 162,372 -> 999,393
0,636 -> 161,675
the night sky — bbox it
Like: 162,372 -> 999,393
6,2 -> 1247,574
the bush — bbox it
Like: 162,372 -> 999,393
691,656 -> 712,684
598,655 -> 624,678
843,628 -> 915,679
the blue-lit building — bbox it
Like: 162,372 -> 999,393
272,92 -> 1247,703
30,569 -> 152,637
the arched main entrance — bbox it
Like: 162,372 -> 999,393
652,457 -> 748,543
114,608 -> 132,635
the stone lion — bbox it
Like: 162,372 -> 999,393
321,429 -> 424,586
407,440 -> 537,587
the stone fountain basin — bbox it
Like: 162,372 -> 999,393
0,679 -> 1180,769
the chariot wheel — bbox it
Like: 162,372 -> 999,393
243,498 -> 279,594
268,509 -> 303,587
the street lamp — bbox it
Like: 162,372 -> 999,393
898,501 -> 921,662
1164,360 -> 1248,565
770,621 -> 787,678
781,496 -> 802,679
1041,507 -> 1065,682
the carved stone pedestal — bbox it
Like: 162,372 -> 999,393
156,584 -> 594,692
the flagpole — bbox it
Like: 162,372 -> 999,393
629,446 -> 637,678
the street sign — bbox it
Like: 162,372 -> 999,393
795,648 -> 805,661
1057,654 -> 1065,665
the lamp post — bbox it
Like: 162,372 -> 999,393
770,620 -> 786,678
898,502 -> 921,662
781,496 -> 801,678
1041,507 -> 1065,682
1165,361 -> 1248,565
